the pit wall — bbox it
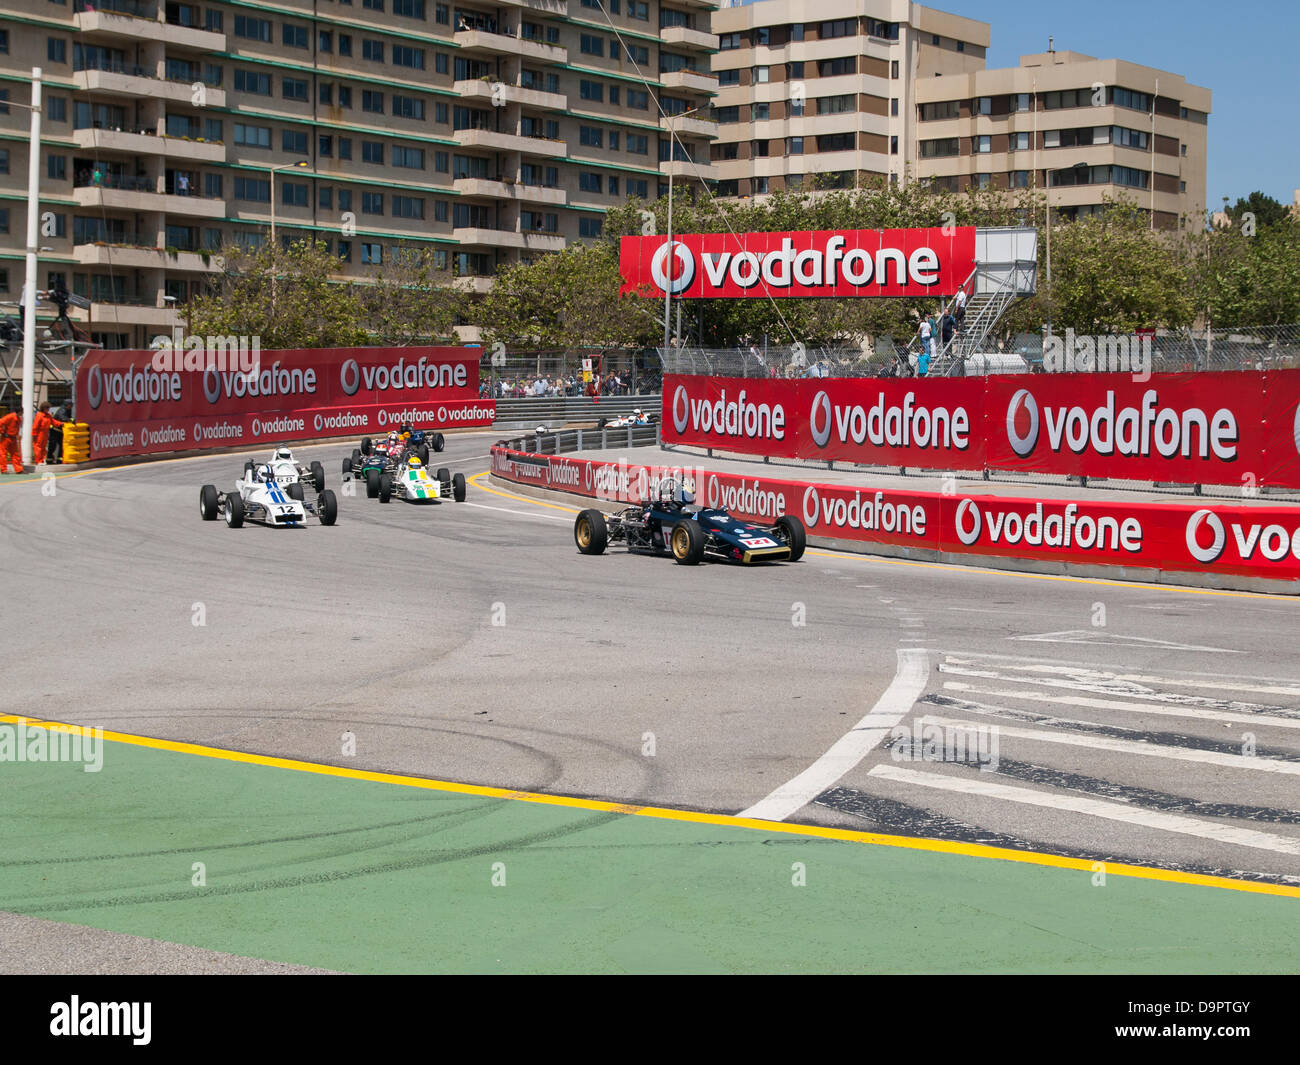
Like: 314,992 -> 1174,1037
490,446 -> 1300,595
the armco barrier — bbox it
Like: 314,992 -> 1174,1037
662,369 -> 1300,490
490,444 -> 1300,594
76,347 -> 495,460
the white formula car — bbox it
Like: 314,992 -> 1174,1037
596,408 -> 659,430
199,463 -> 338,528
242,445 -> 326,493
372,456 -> 467,504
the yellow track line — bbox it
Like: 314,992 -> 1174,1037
5,713 -> 1295,901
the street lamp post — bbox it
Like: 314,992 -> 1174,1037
268,160 -> 308,314
14,67 -> 42,469
662,107 -> 698,357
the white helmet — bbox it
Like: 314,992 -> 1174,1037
257,464 -> 273,482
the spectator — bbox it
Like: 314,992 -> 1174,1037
954,287 -> 967,331
941,309 -> 956,352
918,315 -> 933,364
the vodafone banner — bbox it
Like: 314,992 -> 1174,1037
490,446 -> 1300,588
77,347 -> 494,459
662,369 -> 1300,489
620,227 -> 975,299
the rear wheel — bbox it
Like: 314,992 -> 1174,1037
452,472 -> 466,502
286,482 -> 305,502
361,437 -> 372,456
366,468 -> 380,498
199,484 -> 218,521
310,461 -> 325,493
223,493 -> 245,528
417,443 -> 430,465
775,515 -> 806,562
378,473 -> 392,503
341,457 -> 352,479
670,519 -> 705,565
574,510 -> 608,555
432,433 -> 445,452
318,489 -> 338,526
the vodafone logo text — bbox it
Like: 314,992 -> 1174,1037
1186,509 -> 1300,564
802,487 -> 927,537
1004,389 -> 1238,462
809,389 -> 971,452
650,241 -> 695,295
955,500 -> 1143,554
679,387 -> 786,442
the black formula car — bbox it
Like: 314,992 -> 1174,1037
573,479 -> 805,565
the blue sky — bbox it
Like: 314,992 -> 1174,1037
739,0 -> 1297,209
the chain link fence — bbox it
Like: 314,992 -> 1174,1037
476,348 -> 663,399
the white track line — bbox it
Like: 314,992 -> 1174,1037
919,713 -> 1300,776
941,682 -> 1300,731
458,500 -> 570,523
869,764 -> 1300,856
738,648 -> 929,822
942,654 -> 1300,697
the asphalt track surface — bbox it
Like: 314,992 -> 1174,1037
1,430 -> 1299,972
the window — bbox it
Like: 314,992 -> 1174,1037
787,136 -> 803,155
920,100 -> 960,121
48,38 -> 67,63
1181,144 -> 1188,157
521,210 -> 557,233
718,32 -> 741,51
234,16 -> 272,42
819,57 -> 856,77
791,24 -> 804,42
579,217 -> 603,238
435,3 -> 449,23
338,138 -> 352,160
973,135 -> 991,153
580,126 -> 604,148
319,83 -> 333,106
609,132 -> 619,151
752,102 -> 769,120
392,145 -> 425,168
754,177 -> 770,194
233,123 -> 271,148
890,135 -> 898,155
434,151 -> 448,172
932,34 -> 940,45
628,179 -> 647,198
338,189 -> 352,211
715,106 -> 739,124
788,61 -> 804,79
580,35 -> 604,57
234,69 -> 271,95
920,138 -> 959,158
628,1 -> 648,20
234,177 -> 271,202
282,129 -> 308,153
282,181 -> 308,207
48,155 -> 66,180
624,42 -> 649,65
283,77 -> 308,101
891,60 -> 899,79
48,96 -> 67,122
867,19 -> 898,40
393,195 -> 424,219
361,243 -> 382,265
339,35 -> 352,57
362,192 -> 384,215
362,141 -> 383,164
751,140 -> 769,158
972,173 -> 991,190
890,97 -> 898,117
817,94 -> 854,115
394,0 -> 424,16
1010,131 -> 1030,151
756,27 -> 770,45
1110,87 -> 1151,112
753,66 -> 770,83
579,172 -> 603,193
957,40 -> 965,53
435,103 -> 448,124
338,87 -> 352,108
608,177 -> 619,196
282,24 -> 307,48
821,19 -> 854,38
0,149 -> 7,174
579,81 -> 603,102
205,10 -> 223,32
362,40 -> 384,62
0,30 -> 8,54
338,240 -> 351,263
628,134 -> 648,154
1011,93 -> 1031,113
362,90 -> 384,114
393,45 -> 425,69
976,96 -> 992,116
319,135 -> 333,158
204,118 -> 222,141
1009,170 -> 1030,188
436,53 -> 448,75
319,31 -> 332,53
204,173 -> 222,198
627,89 -> 648,110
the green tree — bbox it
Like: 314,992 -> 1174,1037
1224,191 -> 1291,231
360,244 -> 465,345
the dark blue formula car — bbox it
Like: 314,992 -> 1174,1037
574,478 -> 805,565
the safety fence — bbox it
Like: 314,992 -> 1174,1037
476,350 -> 662,400
659,370 -> 1300,500
489,443 -> 1300,594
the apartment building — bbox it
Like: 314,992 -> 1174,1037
0,0 -> 719,348
913,49 -> 1211,228
709,0 -> 988,196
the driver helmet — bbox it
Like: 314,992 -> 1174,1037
387,431 -> 400,444
634,408 -> 643,418
680,477 -> 696,505
257,464 -> 273,482
274,447 -> 292,460
408,456 -> 422,468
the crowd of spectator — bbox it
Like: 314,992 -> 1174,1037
480,370 -> 662,399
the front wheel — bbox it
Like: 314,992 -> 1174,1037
318,489 -> 338,526
360,436 -> 373,456
417,443 -> 430,465
223,493 -> 245,528
670,519 -> 705,565
378,473 -> 392,503
310,461 -> 325,493
436,467 -> 450,489
199,484 -> 218,521
366,468 -> 380,498
432,433 -> 445,452
341,457 -> 352,480
775,515 -> 806,562
286,481 -> 305,502
452,472 -> 466,502
574,509 -> 608,555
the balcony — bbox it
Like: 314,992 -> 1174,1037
453,28 -> 566,65
660,26 -> 719,52
72,127 -> 225,162
74,178 -> 226,219
659,69 -> 718,95
453,177 -> 567,206
659,159 -> 718,182
453,79 -> 567,113
74,5 -> 226,52
453,227 -> 565,252
495,0 -> 567,14
660,113 -> 719,140
73,242 -> 220,271
73,63 -> 226,107
453,127 -> 567,158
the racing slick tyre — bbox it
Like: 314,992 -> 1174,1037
436,467 -> 451,489
452,472 -> 467,502
597,417 -> 608,430
310,461 -> 325,492
223,493 -> 245,529
378,473 -> 393,503
366,468 -> 381,498
351,448 -> 362,465
417,444 -> 430,465
432,433 -> 445,452
574,510 -> 608,555
361,437 -> 373,456
341,457 -> 352,480
286,482 -> 305,502
199,484 -> 219,521
319,489 -> 338,526
775,515 -> 807,562
670,519 -> 706,565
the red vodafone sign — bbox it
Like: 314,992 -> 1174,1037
620,227 -> 975,299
